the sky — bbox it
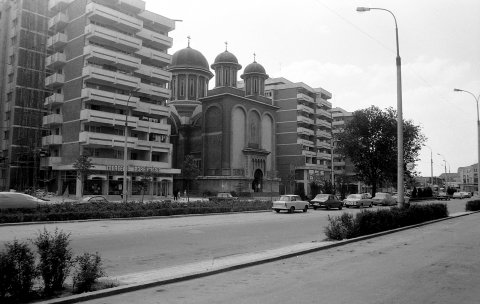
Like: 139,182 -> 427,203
147,0 -> 480,177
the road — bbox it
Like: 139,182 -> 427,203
84,211 -> 480,304
0,198 -> 468,277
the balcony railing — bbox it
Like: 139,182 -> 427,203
316,130 -> 332,139
43,114 -> 63,126
81,88 -> 139,108
117,0 -> 145,12
297,104 -> 314,114
139,82 -> 170,100
47,32 -> 67,50
297,127 -> 315,136
135,64 -> 171,83
316,108 -> 331,118
42,135 -> 62,146
86,2 -> 142,33
80,109 -> 139,128
82,65 -> 140,90
84,45 -> 141,71
85,24 -> 142,53
40,157 -> 62,167
48,0 -> 72,11
135,46 -> 172,67
79,131 -> 137,149
45,73 -> 65,88
136,27 -> 173,49
135,119 -> 170,134
136,140 -> 171,152
46,52 -> 66,70
48,12 -> 68,30
297,93 -> 314,104
135,100 -> 170,116
44,93 -> 64,106
297,115 -> 314,125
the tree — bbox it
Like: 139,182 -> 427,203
72,155 -> 94,197
337,106 -> 426,196
138,169 -> 154,203
182,154 -> 200,202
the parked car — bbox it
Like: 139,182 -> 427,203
453,191 -> 471,199
372,192 -> 396,206
392,193 -> 410,204
78,196 -> 109,204
310,194 -> 343,210
209,192 -> 238,201
0,192 -> 48,209
272,195 -> 309,213
436,192 -> 450,201
344,193 -> 373,208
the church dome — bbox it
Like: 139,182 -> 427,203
213,50 -> 239,65
243,61 -> 267,75
169,46 -> 210,73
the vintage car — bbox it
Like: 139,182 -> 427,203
272,195 -> 309,213
343,193 -> 373,208
209,192 -> 238,201
0,192 -> 48,209
372,192 -> 396,206
310,194 -> 343,210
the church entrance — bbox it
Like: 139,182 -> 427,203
252,169 -> 263,192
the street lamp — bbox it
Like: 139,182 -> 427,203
437,153 -> 449,192
425,145 -> 434,187
123,88 -> 139,203
454,88 -> 480,196
357,6 -> 405,207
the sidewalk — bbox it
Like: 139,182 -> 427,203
37,211 -> 475,304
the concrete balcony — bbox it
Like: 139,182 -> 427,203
136,27 -> 173,50
85,24 -> 142,53
297,115 -> 314,125
297,127 -> 315,136
80,109 -> 139,128
84,45 -> 141,71
334,161 -> 346,167
79,131 -> 137,149
316,129 -> 332,139
135,64 -> 171,83
45,93 -> 64,106
47,32 -> 67,50
297,138 -> 315,147
135,100 -> 170,116
138,82 -> 170,100
48,12 -> 68,30
316,119 -> 331,128
45,73 -> 65,88
302,150 -> 316,157
81,88 -> 139,108
316,108 -> 331,118
42,135 -> 63,146
117,0 -> 145,12
316,141 -> 331,149
82,65 -> 140,90
332,120 -> 345,126
135,47 -> 172,67
86,2 -> 142,33
136,140 -> 171,152
40,157 -> 62,167
48,0 -> 72,11
297,104 -> 314,114
43,114 -> 63,126
135,119 -> 170,134
45,52 -> 66,70
317,152 -> 331,160
138,10 -> 175,32
297,93 -> 314,104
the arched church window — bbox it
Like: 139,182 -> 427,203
180,78 -> 185,97
253,78 -> 258,94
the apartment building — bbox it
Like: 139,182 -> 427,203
265,77 -> 332,196
42,0 -> 179,197
458,164 -> 478,193
0,0 -> 49,191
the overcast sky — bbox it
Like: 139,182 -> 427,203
147,0 -> 480,177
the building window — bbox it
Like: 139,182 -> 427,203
8,74 -> 13,83
4,131 -> 8,140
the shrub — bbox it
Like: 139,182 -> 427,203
0,240 -> 36,301
72,252 -> 105,293
33,228 -> 73,295
466,200 -> 480,211
324,213 -> 357,240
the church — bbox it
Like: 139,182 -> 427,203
167,41 -> 280,196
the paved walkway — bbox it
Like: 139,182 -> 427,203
37,211 -> 475,304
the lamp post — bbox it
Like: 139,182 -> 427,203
437,153 -> 448,192
357,6 -> 404,207
454,88 -> 480,196
425,145 -> 434,187
123,89 -> 138,203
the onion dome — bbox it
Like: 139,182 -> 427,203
168,46 -> 211,74
212,50 -> 241,67
211,44 -> 242,88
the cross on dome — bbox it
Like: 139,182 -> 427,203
253,52 -> 256,62
187,35 -> 191,47
225,41 -> 228,51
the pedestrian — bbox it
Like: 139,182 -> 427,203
173,189 -> 178,201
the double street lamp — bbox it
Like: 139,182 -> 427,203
123,88 -> 139,203
454,88 -> 480,196
357,7 -> 405,207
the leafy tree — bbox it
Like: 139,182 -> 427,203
138,169 -> 154,203
337,106 -> 426,197
182,154 -> 200,202
72,155 -> 94,197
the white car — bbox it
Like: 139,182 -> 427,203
272,195 -> 309,213
0,192 -> 48,209
372,192 -> 396,206
453,191 -> 471,199
344,193 -> 373,208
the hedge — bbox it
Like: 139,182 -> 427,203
466,200 -> 480,211
0,199 -> 273,224
325,203 -> 449,240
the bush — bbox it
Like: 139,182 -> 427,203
73,252 -> 105,293
466,200 -> 480,211
0,240 -> 36,301
33,228 -> 73,295
324,203 -> 448,240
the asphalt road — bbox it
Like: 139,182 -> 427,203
83,211 -> 480,304
0,198 -> 468,278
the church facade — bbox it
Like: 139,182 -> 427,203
167,44 -> 280,196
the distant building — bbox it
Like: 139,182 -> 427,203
458,164 -> 478,192
264,77 -> 332,196
0,0 -> 49,190
41,0 -> 179,197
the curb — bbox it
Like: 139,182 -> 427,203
37,211 -> 477,304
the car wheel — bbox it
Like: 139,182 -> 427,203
346,205 -> 350,208
369,203 -> 373,208
313,206 -> 318,210
275,209 -> 280,213
303,206 -> 308,212
338,205 -> 342,210
289,206 -> 295,213
326,205 -> 330,210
